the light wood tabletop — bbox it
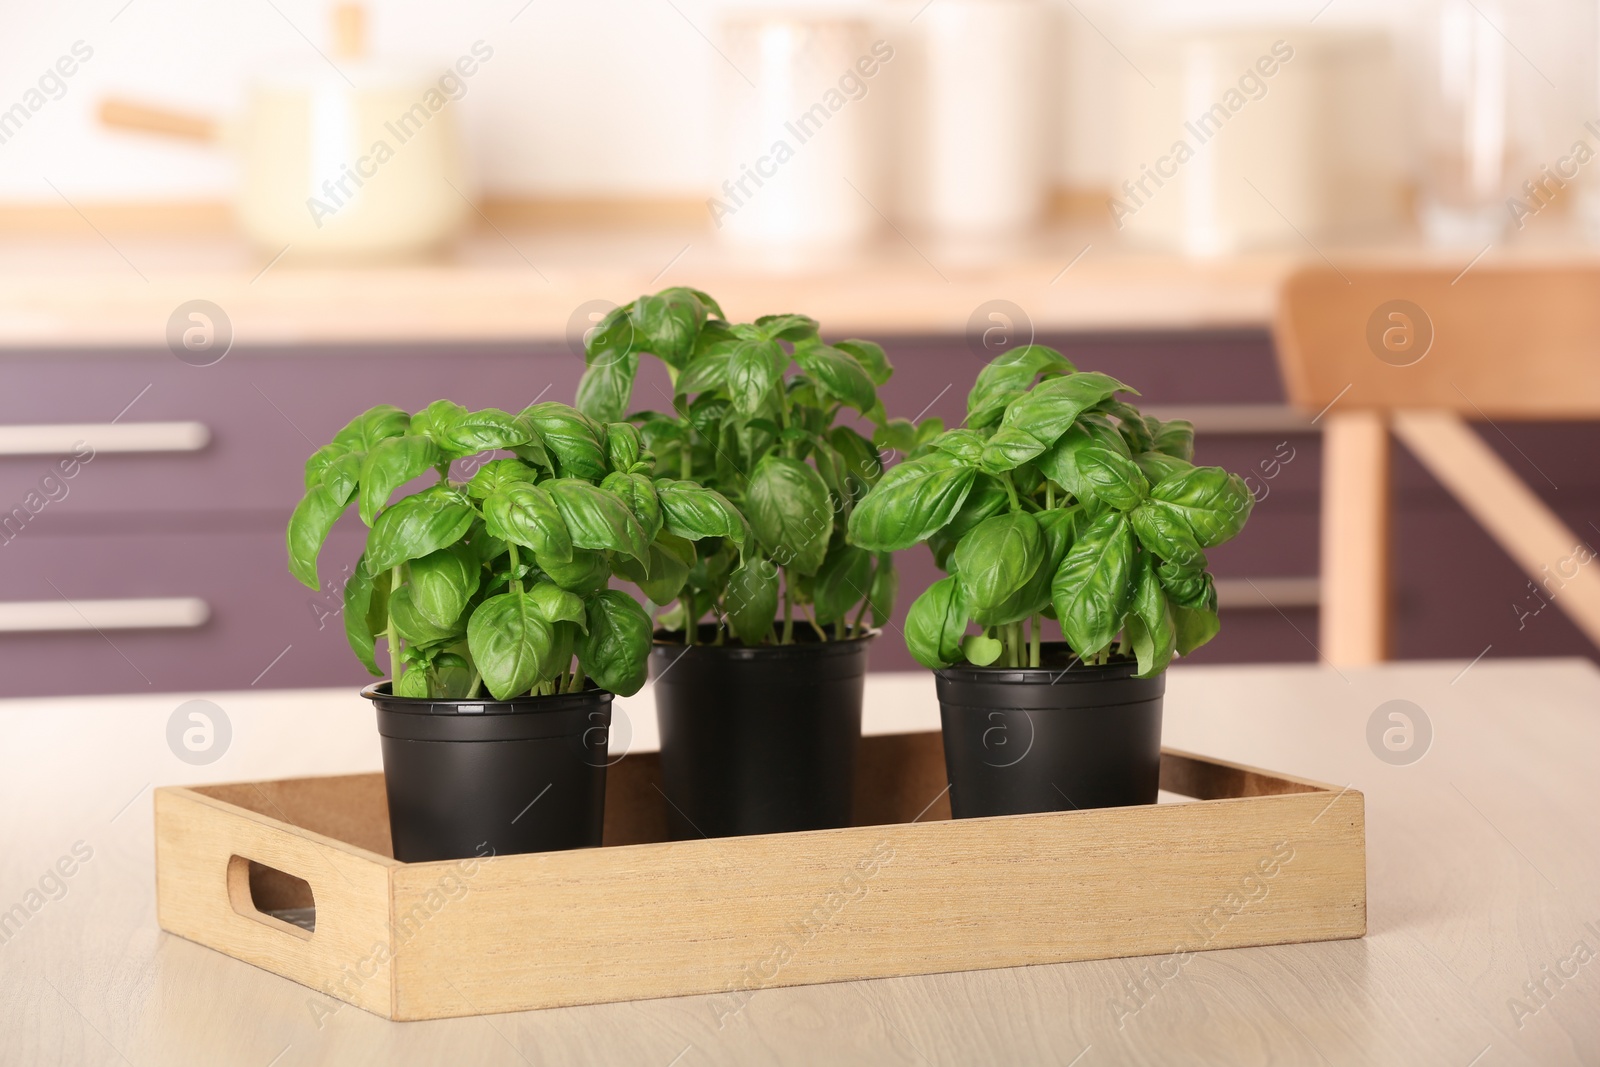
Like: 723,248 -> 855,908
1,659 -> 1597,1066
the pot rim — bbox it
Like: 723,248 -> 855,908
933,651 -> 1155,686
361,681 -> 614,716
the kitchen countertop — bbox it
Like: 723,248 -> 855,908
3,659 -> 1598,1065
5,218 -> 1598,349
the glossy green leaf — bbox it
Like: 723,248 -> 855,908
725,556 -> 779,645
966,345 -> 1075,428
978,426 -> 1048,474
342,554 -> 382,676
576,354 -> 639,426
1129,501 -> 1206,570
319,451 -> 363,506
600,471 -> 662,542
634,542 -> 692,604
332,405 -> 410,452
364,488 -> 476,575
675,347 -> 733,395
445,407 -> 530,455
576,590 -> 653,696
1134,450 -> 1194,485
304,442 -> 350,491
519,402 -> 608,482
727,338 -> 785,417
655,479 -> 747,546
406,400 -> 468,453
872,418 -> 920,455
868,553 -> 898,627
979,506 -> 1081,627
846,453 -> 978,552
467,592 -> 553,699
1076,446 -> 1150,510
953,511 -> 1043,617
746,455 -> 833,575
1051,510 -> 1134,656
358,435 -> 440,525
466,457 -> 540,500
962,633 -> 1004,666
388,584 -> 464,645
287,483 -> 349,589
546,478 -> 649,562
540,547 -> 612,595
407,543 -> 480,629
813,544 -> 873,624
833,339 -> 893,386
1000,372 -> 1133,446
1173,603 -> 1220,655
633,287 -> 706,368
751,313 -> 819,341
904,576 -> 969,669
1148,466 -> 1254,548
524,581 -> 588,631
481,483 -> 572,564
1159,563 -> 1216,612
793,341 -> 877,414
1128,551 -> 1175,677
930,429 -> 986,465
1152,418 -> 1195,461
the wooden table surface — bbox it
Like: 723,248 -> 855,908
1,659 -> 1597,1066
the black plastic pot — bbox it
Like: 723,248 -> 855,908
649,626 -> 874,839
364,683 -> 611,862
934,646 -> 1164,819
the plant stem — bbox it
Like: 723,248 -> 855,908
466,670 -> 482,699
385,566 -> 402,686
507,543 -> 523,594
684,596 -> 696,646
681,443 -> 692,480
850,596 -> 872,637
568,664 -> 586,693
1030,614 -> 1042,667
1002,474 -> 1021,513
1046,483 -> 1055,510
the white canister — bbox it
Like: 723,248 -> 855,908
895,0 -> 1050,238
711,12 -> 888,254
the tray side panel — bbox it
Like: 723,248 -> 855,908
386,788 -> 1366,1019
154,788 -> 398,1019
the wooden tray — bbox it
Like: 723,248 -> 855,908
153,732 -> 1366,1021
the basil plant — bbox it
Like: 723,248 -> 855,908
847,346 -> 1254,677
575,287 -> 933,646
286,401 -> 744,700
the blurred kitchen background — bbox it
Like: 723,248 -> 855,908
2,0 -> 1598,696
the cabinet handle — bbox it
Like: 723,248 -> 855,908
0,422 -> 210,456
0,597 -> 210,633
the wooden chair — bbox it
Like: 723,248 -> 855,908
1272,264 -> 1600,665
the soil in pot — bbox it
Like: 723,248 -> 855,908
649,625 -> 874,839
364,683 -> 612,862
934,644 -> 1163,819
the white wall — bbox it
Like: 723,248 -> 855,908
0,0 -> 1590,202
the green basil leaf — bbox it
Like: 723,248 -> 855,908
1077,446 -> 1150,510
1129,501 -> 1206,570
1134,450 -> 1194,485
676,349 -> 732,395
1128,551 -> 1175,677
979,426 -> 1048,475
576,590 -> 653,696
751,313 -> 819,341
832,339 -> 893,386
846,453 -> 977,552
904,576 -> 969,670
388,584 -> 464,646
1000,372 -> 1134,446
687,288 -> 726,320
446,407 -> 531,455
1051,510 -> 1134,656
872,418 -> 921,455
1152,418 -> 1195,461
546,479 -> 649,563
600,471 -> 662,542
654,479 -> 747,547
343,553 -> 382,676
1172,603 -> 1221,655
467,592 -> 553,699
576,353 -> 639,426
332,404 -> 410,452
287,483 -> 350,589
406,543 -> 480,629
394,666 -> 430,698
304,442 -> 350,491
466,458 -> 540,500
633,287 -> 707,368
519,402 -> 608,482
930,429 -> 986,465
793,341 -> 877,414
725,556 -> 779,645
406,400 -> 468,454
868,553 -> 898,626
1036,417 -> 1128,498
1148,466 -> 1254,548
953,511 -> 1043,617
317,451 -> 363,507
966,345 -> 1075,428
962,633 -> 1004,666
979,506 -> 1081,626
830,425 -> 883,498
481,483 -> 571,566
358,435 -> 441,525
633,542 -> 692,604
813,543 -> 873,624
524,580 -> 588,631
1101,400 -> 1154,453
603,422 -> 643,473
746,455 -> 833,575
727,338 -> 785,418
540,547 -> 612,595
1159,564 -> 1215,612
364,488 -> 475,575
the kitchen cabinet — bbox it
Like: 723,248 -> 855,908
1,334 -> 1595,697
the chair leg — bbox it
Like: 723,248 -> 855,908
1321,411 -> 1390,665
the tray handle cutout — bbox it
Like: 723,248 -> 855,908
226,855 -> 316,939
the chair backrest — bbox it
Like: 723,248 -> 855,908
1273,265 -> 1600,418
